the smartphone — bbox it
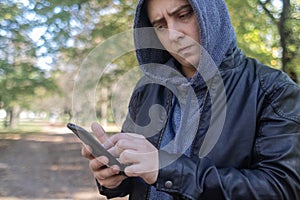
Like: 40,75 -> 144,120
67,123 -> 126,172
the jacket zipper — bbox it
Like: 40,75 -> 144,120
145,84 -> 210,199
189,82 -> 211,158
146,91 -> 173,200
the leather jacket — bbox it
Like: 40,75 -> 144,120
98,49 -> 300,199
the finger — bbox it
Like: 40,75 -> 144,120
113,138 -> 140,157
81,145 -> 94,160
94,168 -> 115,181
119,149 -> 139,165
119,149 -> 158,165
115,138 -> 143,151
97,175 -> 127,189
125,162 -> 158,175
94,165 -> 121,180
115,135 -> 156,154
91,122 -> 109,144
101,134 -> 136,157
89,156 -> 109,171
103,133 -> 140,149
106,146 -> 119,157
105,134 -> 152,158
124,164 -> 141,177
126,133 -> 145,139
102,133 -> 149,158
124,164 -> 158,185
102,133 -> 124,148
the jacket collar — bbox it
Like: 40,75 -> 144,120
219,48 -> 246,71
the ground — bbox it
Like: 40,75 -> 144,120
0,122 -> 127,200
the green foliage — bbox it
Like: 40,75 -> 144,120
0,0 -> 58,127
0,60 -> 57,110
1,0 -> 299,127
227,0 -> 300,82
227,0 -> 279,68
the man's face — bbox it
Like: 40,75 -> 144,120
147,0 -> 201,77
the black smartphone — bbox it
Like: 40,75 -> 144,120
67,123 -> 126,172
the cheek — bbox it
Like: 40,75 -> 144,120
193,32 -> 200,45
156,34 -> 171,50
188,18 -> 201,43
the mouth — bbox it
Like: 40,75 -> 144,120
177,45 -> 193,54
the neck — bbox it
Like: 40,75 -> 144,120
181,66 -> 197,78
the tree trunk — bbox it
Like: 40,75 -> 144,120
278,0 -> 298,83
8,106 -> 21,129
260,0 -> 298,84
100,87 -> 108,126
278,0 -> 290,73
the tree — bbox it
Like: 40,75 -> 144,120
0,0 -> 139,126
0,0 -> 57,128
37,0 -> 140,124
227,0 -> 300,83
0,59 -> 57,128
2,0 -> 298,128
258,0 -> 300,83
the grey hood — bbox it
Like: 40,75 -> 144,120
133,0 -> 237,69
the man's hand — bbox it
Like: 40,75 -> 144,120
81,122 -> 127,189
103,133 -> 159,185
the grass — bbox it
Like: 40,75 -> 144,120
0,120 -> 48,135
0,119 -> 120,136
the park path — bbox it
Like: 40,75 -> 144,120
0,123 -> 127,200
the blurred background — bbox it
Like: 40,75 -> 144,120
0,0 -> 299,199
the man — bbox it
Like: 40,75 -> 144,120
82,0 -> 300,199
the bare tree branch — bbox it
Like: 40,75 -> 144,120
257,0 -> 278,23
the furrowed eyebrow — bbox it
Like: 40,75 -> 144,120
150,4 -> 192,26
151,18 -> 164,27
168,4 -> 192,16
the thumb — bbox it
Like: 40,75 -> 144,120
91,122 -> 109,144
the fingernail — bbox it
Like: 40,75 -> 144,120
112,166 -> 120,174
102,141 -> 109,149
99,156 -> 109,165
86,145 -> 93,153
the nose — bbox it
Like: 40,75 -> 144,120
168,24 -> 184,42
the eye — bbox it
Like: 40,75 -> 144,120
154,24 -> 166,32
178,10 -> 193,20
179,13 -> 187,19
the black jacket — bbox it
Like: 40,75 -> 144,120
99,49 -> 300,199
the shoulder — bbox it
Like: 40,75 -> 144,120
128,76 -> 172,117
253,60 -> 300,123
230,55 -> 300,123
255,61 -> 295,93
129,76 -> 169,105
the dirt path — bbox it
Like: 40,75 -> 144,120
0,125 -> 127,200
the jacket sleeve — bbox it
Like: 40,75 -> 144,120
155,79 -> 300,199
96,178 -> 132,199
